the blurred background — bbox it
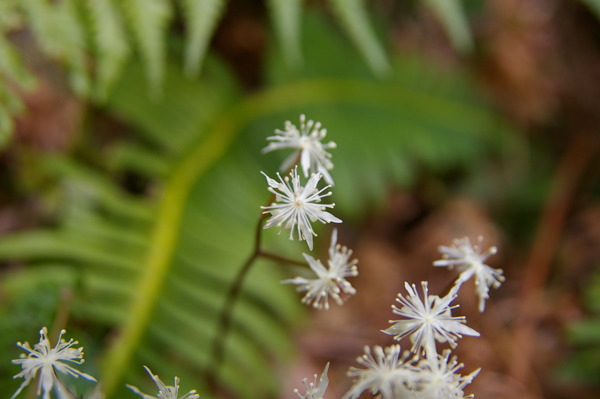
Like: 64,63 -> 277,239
0,0 -> 599,398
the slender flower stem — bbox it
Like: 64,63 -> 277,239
258,250 -> 309,268
205,211 -> 268,393
206,155 -> 304,394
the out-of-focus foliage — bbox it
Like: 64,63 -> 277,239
0,1 -> 533,399
0,0 -> 390,145
562,270 -> 600,385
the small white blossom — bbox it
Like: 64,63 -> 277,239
382,282 -> 479,357
283,229 -> 358,309
263,114 -> 337,185
11,327 -> 96,399
293,363 -> 330,399
415,350 -> 479,399
127,366 -> 199,399
261,167 -> 342,250
343,345 -> 420,399
434,236 -> 505,312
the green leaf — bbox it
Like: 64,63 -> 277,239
267,0 -> 303,68
326,0 -> 390,76
120,0 -> 172,95
180,0 -> 227,77
21,0 -> 90,95
106,57 -> 241,153
424,0 -> 473,52
85,0 -> 131,101
0,34 -> 35,89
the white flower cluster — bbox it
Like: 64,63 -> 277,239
293,363 -> 330,399
127,366 -> 199,399
294,236 -> 504,399
434,236 -> 505,312
10,327 -> 96,399
261,115 -> 359,310
10,328 -> 198,399
263,114 -> 336,185
283,229 -> 358,310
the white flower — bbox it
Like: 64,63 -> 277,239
415,350 -> 479,399
343,345 -> 419,399
127,366 -> 199,399
293,363 -> 330,399
263,114 -> 337,185
261,167 -> 342,250
434,236 -> 505,312
282,229 -> 358,309
382,282 -> 479,357
11,327 -> 97,399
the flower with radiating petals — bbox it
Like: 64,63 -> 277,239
415,350 -> 479,399
283,229 -> 358,309
434,236 -> 505,312
293,363 -> 330,399
11,327 -> 97,399
127,366 -> 199,399
343,345 -> 419,399
263,114 -> 337,185
261,167 -> 342,250
382,282 -> 479,357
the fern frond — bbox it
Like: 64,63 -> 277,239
120,0 -> 172,95
0,33 -> 32,147
85,0 -> 131,101
54,0 -> 91,95
266,0 -> 303,68
424,0 -> 473,52
20,0 -> 56,52
0,35 -> 34,88
326,0 -> 390,77
179,0 -> 226,77
21,0 -> 90,95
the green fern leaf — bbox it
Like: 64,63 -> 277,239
424,0 -> 473,52
326,0 -> 390,77
21,0 -> 90,95
0,35 -> 34,88
85,0 -> 131,101
179,0 -> 226,77
266,0 -> 303,68
120,0 -> 172,95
